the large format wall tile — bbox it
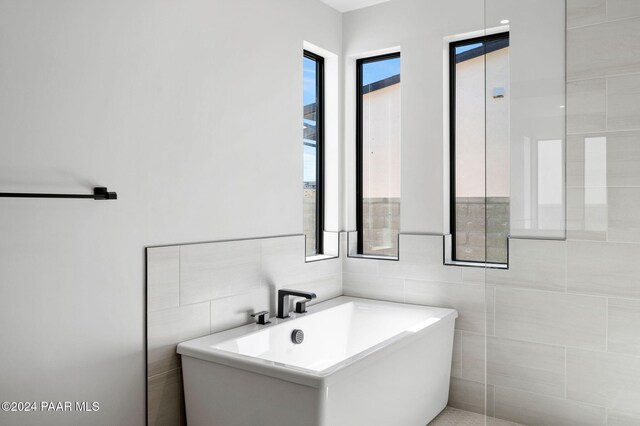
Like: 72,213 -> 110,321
567,240 -> 640,298
209,286 -> 270,334
608,74 -> 640,130
405,279 -> 486,334
494,288 -> 606,350
607,131 -> 640,186
608,187 -> 640,242
566,348 -> 640,415
448,378 -> 493,417
343,272 -> 404,303
343,248 -> 380,275
147,368 -> 186,426
378,234 -> 463,284
485,239 -> 566,291
287,273 -> 342,305
147,302 -> 210,377
608,0 -> 640,20
566,78 -> 606,133
565,187 -> 608,242
147,246 -> 180,312
567,0 -> 607,28
608,298 -> 640,355
494,387 -> 607,426
459,332 -> 485,383
608,410 -> 640,426
261,235 -> 341,287
180,239 -> 261,305
488,337 -> 565,397
451,330 -> 463,379
567,18 -> 640,79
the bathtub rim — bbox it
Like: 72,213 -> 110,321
177,296 -> 458,388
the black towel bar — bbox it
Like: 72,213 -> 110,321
0,187 -> 117,200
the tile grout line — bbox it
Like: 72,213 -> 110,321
567,126 -> 640,136
567,70 -> 640,85
605,76 -> 609,130
605,296 -> 609,352
566,14 -> 640,31
564,345 -> 568,399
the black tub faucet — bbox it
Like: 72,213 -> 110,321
277,289 -> 317,319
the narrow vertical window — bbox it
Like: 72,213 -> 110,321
356,53 -> 401,258
450,33 -> 509,265
303,51 -> 324,257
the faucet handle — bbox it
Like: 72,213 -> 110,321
250,311 -> 270,325
295,300 -> 309,314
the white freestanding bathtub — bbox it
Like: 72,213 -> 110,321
177,296 -> 457,426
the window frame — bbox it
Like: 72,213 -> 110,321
355,52 -> 401,257
304,50 -> 325,257
448,32 -> 510,266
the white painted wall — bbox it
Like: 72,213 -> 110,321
0,1 -> 341,424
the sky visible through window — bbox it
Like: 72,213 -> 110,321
455,42 -> 482,55
362,56 -> 400,86
304,56 -> 318,182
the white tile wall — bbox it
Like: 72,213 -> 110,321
449,378 -> 494,417
608,410 -> 640,426
147,246 -> 180,312
485,239 -> 566,291
607,187 -> 640,242
451,330 -> 463,379
567,18 -> 640,79
606,131 -> 640,187
567,241 -> 640,298
607,0 -> 640,20
180,239 -> 262,305
567,0 -> 607,28
146,234 -> 342,423
343,272 -> 405,302
147,368 -> 185,426
494,287 -> 607,350
487,337 -> 565,398
405,279 -> 486,334
607,74 -> 640,130
566,348 -> 640,415
147,302 -> 210,377
608,298 -> 640,355
459,331 -> 485,383
566,78 -> 607,133
494,387 -> 607,426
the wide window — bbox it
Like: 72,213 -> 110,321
356,53 -> 401,258
449,33 -> 509,265
303,51 -> 324,257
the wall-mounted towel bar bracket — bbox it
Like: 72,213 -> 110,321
0,187 -> 117,200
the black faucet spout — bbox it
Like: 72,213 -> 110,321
277,289 -> 317,319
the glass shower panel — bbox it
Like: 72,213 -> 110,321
486,0 -> 566,240
484,0 -> 566,424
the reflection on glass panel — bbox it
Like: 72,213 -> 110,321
452,34 -> 509,264
537,139 -> 564,230
584,136 -> 608,231
358,54 -> 401,257
303,53 -> 323,257
488,0 -> 566,239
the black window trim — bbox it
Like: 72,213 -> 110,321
356,52 -> 401,256
449,32 -> 509,265
304,49 -> 325,257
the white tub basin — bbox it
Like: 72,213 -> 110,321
178,296 -> 457,426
